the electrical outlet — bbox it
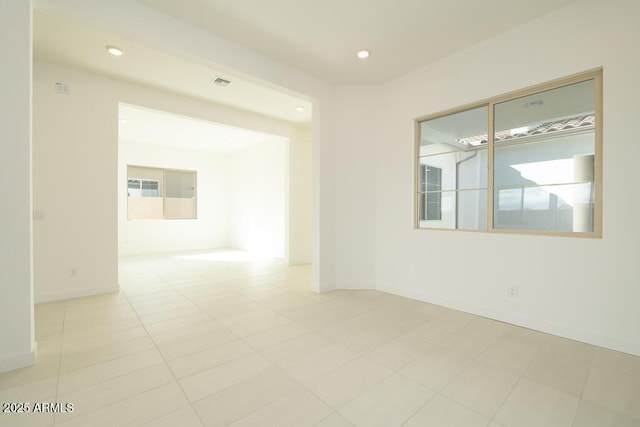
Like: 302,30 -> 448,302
508,286 -> 519,298
55,82 -> 70,95
70,268 -> 78,278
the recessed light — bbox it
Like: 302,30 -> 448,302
295,106 -> 305,112
106,45 -> 123,56
119,119 -> 128,124
357,50 -> 370,59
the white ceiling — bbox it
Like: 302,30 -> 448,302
420,78 -> 596,147
119,103 -> 284,153
136,0 -> 579,84
33,10 -> 313,124
32,0 -> 580,126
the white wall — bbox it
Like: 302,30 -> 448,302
375,0 -> 640,355
331,86 -> 383,288
230,139 -> 286,258
33,62 -> 120,302
287,127 -> 312,264
33,59 -> 312,302
35,0 -> 336,292
118,141 -> 231,256
0,0 -> 37,373
24,0 -> 640,365
120,135 -> 301,260
312,97 -> 338,291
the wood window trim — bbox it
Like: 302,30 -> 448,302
414,68 -> 603,238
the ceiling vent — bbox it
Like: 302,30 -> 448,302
212,77 -> 231,87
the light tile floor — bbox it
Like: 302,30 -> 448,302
1,250 -> 639,426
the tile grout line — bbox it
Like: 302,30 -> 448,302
166,264 -> 339,425
29,253 -> 639,426
172,273 -> 306,425
455,326 -> 547,425
52,298 -> 68,425
119,282 -> 208,427
51,294 -> 170,424
41,277 -> 195,425
392,322 -> 515,425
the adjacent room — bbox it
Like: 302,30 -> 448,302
118,103 -> 289,260
2,0 -> 640,426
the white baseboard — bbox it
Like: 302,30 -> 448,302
287,258 -> 312,266
35,284 -> 120,303
337,282 -> 375,290
378,282 -> 640,357
0,342 -> 37,373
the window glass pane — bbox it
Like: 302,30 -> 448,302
418,106 -> 489,230
418,189 -> 487,231
494,80 -> 595,188
523,186 -> 553,210
140,180 -> 159,197
426,192 -> 441,221
127,166 -> 163,200
127,166 -> 196,220
426,166 -> 441,191
497,188 -> 522,211
494,80 -> 594,136
419,149 -> 487,191
494,138 -> 595,188
165,170 -> 195,198
418,165 -> 442,221
457,189 -> 488,231
164,170 -> 196,219
127,179 -> 141,197
418,191 -> 454,229
415,72 -> 599,236
493,79 -> 596,233
419,106 -> 488,156
426,167 -> 442,220
494,183 -> 594,232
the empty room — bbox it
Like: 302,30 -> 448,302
2,0 -> 640,426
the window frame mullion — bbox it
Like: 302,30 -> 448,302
414,68 -> 601,237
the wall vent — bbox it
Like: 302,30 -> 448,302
212,77 -> 231,87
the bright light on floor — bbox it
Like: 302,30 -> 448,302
175,249 -> 273,262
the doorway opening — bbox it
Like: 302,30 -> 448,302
117,103 -> 310,270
